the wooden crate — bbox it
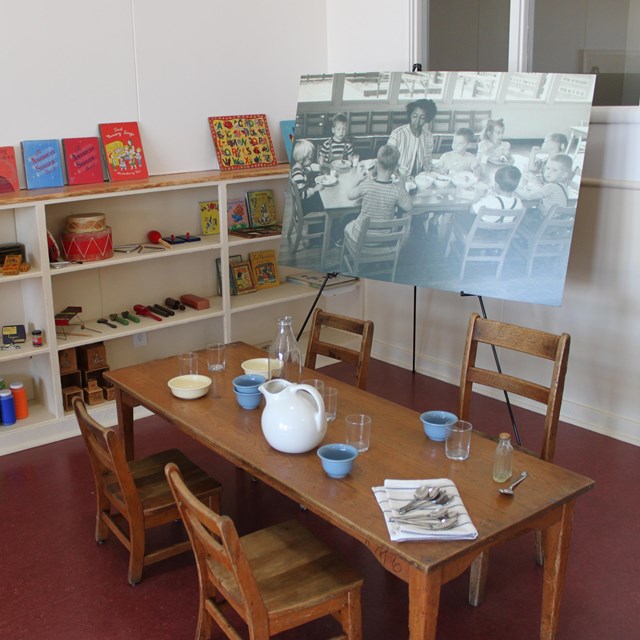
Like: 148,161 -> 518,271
62,385 -> 83,411
77,342 -> 107,371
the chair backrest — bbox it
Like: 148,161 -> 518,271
165,462 -> 269,633
523,204 -> 576,275
458,312 -> 570,462
72,396 -> 142,517
343,215 -> 411,281
305,309 -> 374,390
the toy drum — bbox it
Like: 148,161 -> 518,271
62,228 -> 113,261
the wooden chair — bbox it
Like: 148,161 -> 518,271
445,207 -> 526,279
165,462 -> 363,640
72,396 -> 222,584
458,313 -> 570,606
514,205 -> 576,276
340,215 -> 411,282
305,308 -> 374,390
286,176 -> 326,254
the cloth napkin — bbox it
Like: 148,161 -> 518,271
372,478 -> 478,542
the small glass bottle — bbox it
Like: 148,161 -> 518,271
493,432 -> 513,483
267,315 -> 302,383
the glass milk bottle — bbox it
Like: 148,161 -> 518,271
267,315 -> 302,383
493,432 -> 513,483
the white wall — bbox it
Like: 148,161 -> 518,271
1,0 -> 638,446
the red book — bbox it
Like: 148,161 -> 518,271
62,137 -> 104,186
0,146 -> 20,192
98,122 -> 149,182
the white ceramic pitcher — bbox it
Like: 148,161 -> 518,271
258,379 -> 327,453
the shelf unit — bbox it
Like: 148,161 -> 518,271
0,165 -> 317,455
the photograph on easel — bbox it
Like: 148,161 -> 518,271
277,71 -> 595,306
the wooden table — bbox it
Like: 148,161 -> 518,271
105,342 -> 594,640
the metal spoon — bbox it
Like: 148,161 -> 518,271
393,514 -> 460,531
499,471 -> 528,496
398,490 -> 452,514
397,485 -> 438,514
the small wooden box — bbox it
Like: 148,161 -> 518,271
83,379 -> 105,405
62,385 -> 83,411
180,293 -> 210,310
81,366 -> 109,388
59,348 -> 78,374
77,342 -> 108,371
103,382 -> 116,401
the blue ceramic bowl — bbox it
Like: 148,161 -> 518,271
420,410 -> 458,442
317,443 -> 358,479
234,389 -> 262,410
232,374 -> 266,394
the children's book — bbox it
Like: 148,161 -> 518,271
199,200 -> 220,235
228,225 -> 282,238
0,146 -> 20,192
208,114 -> 277,171
280,120 -> 296,163
98,122 -> 148,182
227,197 -> 250,230
249,249 -> 280,289
62,137 -> 104,186
21,140 -> 65,189
231,261 -> 257,295
246,189 -> 277,227
216,254 -> 242,296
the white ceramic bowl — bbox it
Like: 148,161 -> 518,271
451,171 -> 478,188
167,374 -> 212,399
431,174 -> 452,189
414,173 -> 434,190
241,358 -> 282,379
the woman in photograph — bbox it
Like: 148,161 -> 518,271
387,98 -> 438,176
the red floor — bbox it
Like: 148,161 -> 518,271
1,360 -> 638,639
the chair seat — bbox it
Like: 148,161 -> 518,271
207,520 -> 362,625
104,448 -> 221,518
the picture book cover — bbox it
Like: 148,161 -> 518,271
216,254 -> 242,296
246,189 -> 277,227
231,261 -> 257,295
280,120 -> 296,163
227,197 -> 250,230
21,139 -> 64,189
199,200 -> 220,235
249,249 -> 280,289
0,146 -> 20,192
98,121 -> 148,182
208,114 -> 277,171
62,137 -> 104,186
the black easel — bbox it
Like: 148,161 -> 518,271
296,272 -> 339,341
460,291 -> 521,445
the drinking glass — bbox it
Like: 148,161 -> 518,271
345,414 -> 371,452
323,386 -> 338,422
206,343 -> 226,372
178,352 -> 198,376
445,420 -> 472,461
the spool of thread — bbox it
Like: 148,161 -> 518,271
10,382 -> 28,420
0,389 -> 16,425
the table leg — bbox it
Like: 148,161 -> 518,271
115,388 -> 135,460
320,214 -> 332,271
408,566 -> 441,640
540,500 -> 575,639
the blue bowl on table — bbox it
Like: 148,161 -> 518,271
420,411 -> 458,442
317,443 -> 358,479
232,374 -> 266,394
233,388 -> 263,410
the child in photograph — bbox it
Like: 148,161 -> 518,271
433,127 -> 478,174
472,165 -> 523,222
290,139 -> 324,214
477,117 -> 512,165
317,113 -> 354,165
523,153 -> 573,214
527,133 -> 569,184
343,144 -> 412,245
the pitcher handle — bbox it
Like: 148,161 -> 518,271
294,384 -> 326,432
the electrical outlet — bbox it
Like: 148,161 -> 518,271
133,332 -> 148,347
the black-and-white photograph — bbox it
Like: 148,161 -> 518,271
278,71 -> 595,306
